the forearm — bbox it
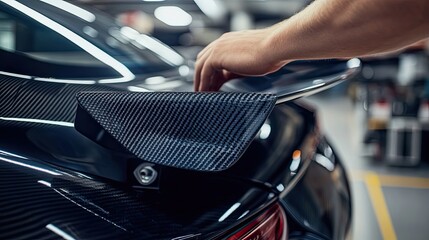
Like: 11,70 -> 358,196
265,0 -> 429,64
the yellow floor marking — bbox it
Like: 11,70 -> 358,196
350,170 -> 429,189
365,172 -> 397,240
378,175 -> 429,189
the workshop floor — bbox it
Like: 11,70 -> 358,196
306,86 -> 429,240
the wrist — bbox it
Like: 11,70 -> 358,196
263,21 -> 296,67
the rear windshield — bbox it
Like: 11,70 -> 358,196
0,1 -> 183,80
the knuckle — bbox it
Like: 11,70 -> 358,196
221,32 -> 232,38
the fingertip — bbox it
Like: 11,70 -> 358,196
193,78 -> 199,92
199,64 -> 212,92
194,62 -> 202,92
194,49 -> 212,92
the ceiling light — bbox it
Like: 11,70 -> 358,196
154,6 -> 192,27
193,0 -> 225,20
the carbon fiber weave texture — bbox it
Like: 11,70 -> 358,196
0,75 -> 116,123
76,92 -> 277,171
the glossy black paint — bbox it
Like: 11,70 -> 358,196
0,152 -> 277,239
282,138 -> 352,239
0,99 -> 350,240
0,1 -> 353,239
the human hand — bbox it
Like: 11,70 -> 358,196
194,28 -> 288,92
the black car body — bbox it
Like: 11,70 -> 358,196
0,1 -> 358,239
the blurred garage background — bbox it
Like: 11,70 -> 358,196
73,0 -> 428,239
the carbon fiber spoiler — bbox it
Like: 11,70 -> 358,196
75,59 -> 361,172
221,58 -> 361,104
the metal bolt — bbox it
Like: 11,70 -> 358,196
134,163 -> 158,185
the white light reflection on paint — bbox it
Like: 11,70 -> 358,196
315,154 -> 335,171
0,71 -> 32,79
238,210 -> 250,220
75,172 -> 93,180
289,159 -> 300,172
218,202 -> 241,222
83,26 -> 98,38
347,58 -> 361,69
1,0 -> 135,84
46,224 -> 76,240
312,79 -> 324,86
171,234 -> 202,240
289,150 -> 301,173
34,77 -> 96,85
324,146 -> 333,158
0,156 -> 61,176
127,86 -> 151,92
0,117 -> 74,127
276,183 -> 285,192
40,0 -> 96,22
145,76 -> 166,85
259,123 -> 271,139
120,26 -> 140,40
0,150 -> 28,159
119,26 -> 184,66
145,80 -> 183,90
135,34 -> 184,66
38,180 -> 52,187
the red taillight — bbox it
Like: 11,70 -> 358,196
227,203 -> 287,240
